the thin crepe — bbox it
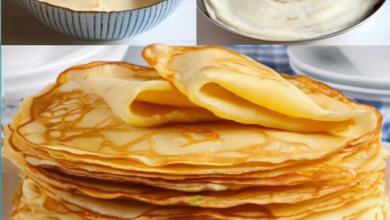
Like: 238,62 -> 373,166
4,126 -> 387,192
12,175 -> 388,220
57,62 -> 217,127
18,163 -> 384,208
5,135 -> 385,208
5,78 -> 380,168
143,45 -> 378,138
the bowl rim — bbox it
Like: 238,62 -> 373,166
197,0 -> 387,43
31,0 -> 177,13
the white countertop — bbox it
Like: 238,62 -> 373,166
2,0 -> 196,46
197,1 -> 390,45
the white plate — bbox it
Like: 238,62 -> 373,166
291,63 -> 390,103
288,46 -> 390,90
3,46 -> 129,99
339,47 -> 390,78
3,47 -> 103,77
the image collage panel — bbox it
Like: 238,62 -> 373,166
2,0 -> 390,219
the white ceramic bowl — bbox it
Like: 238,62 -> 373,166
12,0 -> 183,40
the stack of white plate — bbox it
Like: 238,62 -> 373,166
287,46 -> 390,103
2,46 -> 129,99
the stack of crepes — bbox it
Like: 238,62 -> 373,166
3,45 -> 388,220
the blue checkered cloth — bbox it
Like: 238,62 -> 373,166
226,45 -> 293,75
226,45 -> 390,143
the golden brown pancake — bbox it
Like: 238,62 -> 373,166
11,174 -> 388,220
4,45 -> 388,220
4,129 -> 386,193
4,62 -> 381,171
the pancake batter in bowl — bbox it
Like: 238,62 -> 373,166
205,0 -> 380,41
37,0 -> 164,11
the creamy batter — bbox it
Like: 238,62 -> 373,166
37,0 -> 164,11
205,0 -> 380,41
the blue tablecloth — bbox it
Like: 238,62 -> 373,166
226,45 -> 293,75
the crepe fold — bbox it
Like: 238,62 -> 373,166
3,44 -> 388,220
4,65 -> 382,168
57,62 -> 217,127
143,45 -> 377,138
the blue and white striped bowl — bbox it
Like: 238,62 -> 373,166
13,0 -> 183,40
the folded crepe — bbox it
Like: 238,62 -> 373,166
143,44 -> 378,138
204,0 -> 380,40
49,45 -> 380,140
4,79 -> 380,169
57,62 -> 217,127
